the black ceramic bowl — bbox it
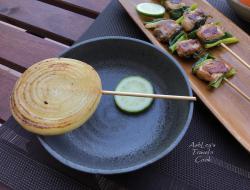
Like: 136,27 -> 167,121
38,37 -> 193,174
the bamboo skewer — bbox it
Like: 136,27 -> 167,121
224,79 -> 250,102
141,6 -> 249,102
220,43 -> 250,70
102,90 -> 197,101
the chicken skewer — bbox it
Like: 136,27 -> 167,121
192,53 -> 235,88
145,19 -> 204,58
144,19 -> 249,101
163,0 -> 250,70
145,8 -> 211,57
195,23 -> 238,48
147,6 -> 238,51
192,54 -> 250,102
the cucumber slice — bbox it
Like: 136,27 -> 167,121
114,76 -> 154,113
136,3 -> 165,18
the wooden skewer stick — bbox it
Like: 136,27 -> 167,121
221,43 -> 250,70
102,90 -> 196,101
224,79 -> 250,102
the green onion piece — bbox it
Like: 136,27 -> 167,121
203,32 -> 233,44
176,15 -> 184,24
192,53 -> 213,73
145,19 -> 165,29
208,67 -> 236,89
205,37 -> 239,48
169,30 -> 185,46
220,37 -> 239,45
224,32 -> 233,38
189,3 -> 198,11
192,58 -> 214,73
225,68 -> 237,78
209,76 -> 224,88
214,21 -> 221,25
208,67 -> 236,88
169,34 -> 187,53
144,18 -> 165,24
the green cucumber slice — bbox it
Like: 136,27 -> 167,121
114,76 -> 154,113
136,3 -> 165,18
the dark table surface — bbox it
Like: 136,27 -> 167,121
0,0 -> 249,190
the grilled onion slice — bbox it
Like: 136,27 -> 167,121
10,58 -> 102,135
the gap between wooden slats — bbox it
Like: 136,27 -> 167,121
38,0 -> 111,18
0,21 -> 70,49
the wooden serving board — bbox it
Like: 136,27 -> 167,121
119,0 -> 250,151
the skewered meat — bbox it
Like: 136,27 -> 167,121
182,9 -> 207,32
196,23 -> 225,42
165,0 -> 186,10
153,19 -> 182,42
176,39 -> 202,57
195,59 -> 231,82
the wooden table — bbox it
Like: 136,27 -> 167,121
0,0 -> 111,124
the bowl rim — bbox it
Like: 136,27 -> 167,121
38,36 -> 194,174
231,0 -> 250,10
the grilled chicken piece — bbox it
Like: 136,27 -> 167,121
176,39 -> 202,57
165,0 -> 186,10
153,20 -> 182,42
196,23 -> 225,42
196,59 -> 231,82
182,9 -> 206,32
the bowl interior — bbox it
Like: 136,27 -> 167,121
39,37 -> 193,174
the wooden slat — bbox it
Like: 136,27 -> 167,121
0,22 -> 67,72
0,67 -> 18,121
0,0 -> 94,44
0,22 -> 68,121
